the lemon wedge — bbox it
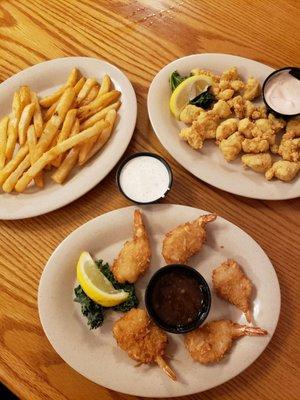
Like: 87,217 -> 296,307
169,74 -> 213,119
76,251 -> 129,307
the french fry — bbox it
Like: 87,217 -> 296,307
34,87 -> 76,161
0,116 -> 9,169
5,92 -> 22,160
80,109 -> 117,165
0,144 -> 29,185
51,119 -> 80,184
75,78 -> 97,106
18,103 -> 35,145
80,85 -> 99,106
27,125 -> 43,187
51,148 -> 79,184
15,120 -> 109,192
51,109 -> 77,167
80,101 -> 120,130
73,77 -> 86,96
27,125 -> 37,162
40,87 -> 65,108
44,100 -> 58,122
78,90 -> 120,120
2,155 -> 30,193
31,91 -> 43,137
39,68 -> 78,108
98,74 -> 111,95
19,86 -> 31,110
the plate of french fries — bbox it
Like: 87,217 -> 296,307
0,57 -> 137,219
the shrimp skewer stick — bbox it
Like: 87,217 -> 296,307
162,213 -> 217,264
185,320 -> 267,364
112,210 -> 151,283
212,259 -> 253,323
113,309 -> 176,381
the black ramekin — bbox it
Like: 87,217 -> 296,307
145,264 -> 211,334
262,66 -> 300,118
116,152 -> 173,204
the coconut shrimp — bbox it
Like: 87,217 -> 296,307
113,308 -> 176,380
112,210 -> 151,283
185,320 -> 267,364
212,259 -> 253,322
162,214 -> 217,264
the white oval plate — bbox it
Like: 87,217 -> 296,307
0,57 -> 137,219
148,54 -> 300,200
38,204 -> 280,398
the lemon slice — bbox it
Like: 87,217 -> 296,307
169,74 -> 213,119
76,251 -> 129,307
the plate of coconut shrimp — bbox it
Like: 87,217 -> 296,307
38,204 -> 280,397
148,53 -> 300,200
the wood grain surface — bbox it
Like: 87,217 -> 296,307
0,0 -> 299,399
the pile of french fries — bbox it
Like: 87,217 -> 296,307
0,68 -> 121,193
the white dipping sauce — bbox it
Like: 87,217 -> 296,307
119,156 -> 171,203
264,70 -> 300,115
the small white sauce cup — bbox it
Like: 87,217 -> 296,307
116,152 -> 173,204
262,66 -> 300,117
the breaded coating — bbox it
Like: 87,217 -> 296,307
180,104 -> 203,124
212,259 -> 253,322
230,80 -> 245,91
212,100 -> 231,118
268,113 -> 286,134
221,67 -> 239,81
265,160 -> 300,182
227,95 -> 246,119
251,118 -> 276,145
216,118 -> 239,142
242,153 -> 272,173
270,144 -> 279,154
219,132 -> 243,161
243,77 -> 261,101
217,88 -> 235,101
191,68 -> 220,82
112,210 -> 150,283
179,112 -> 219,149
238,118 -> 255,138
185,320 -> 267,364
286,118 -> 300,137
113,309 -> 176,380
251,105 -> 267,120
278,133 -> 300,162
242,137 -> 269,153
162,213 -> 217,264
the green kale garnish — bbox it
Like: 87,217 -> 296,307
96,260 -> 139,312
74,285 -> 104,329
169,70 -> 188,92
74,260 -> 139,329
189,89 -> 215,109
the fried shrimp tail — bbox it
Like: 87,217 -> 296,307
185,320 -> 267,364
112,210 -> 151,283
162,213 -> 217,264
113,309 -> 176,381
156,355 -> 177,381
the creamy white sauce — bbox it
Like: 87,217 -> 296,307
264,70 -> 300,115
119,156 -> 171,203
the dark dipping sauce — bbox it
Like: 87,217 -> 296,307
145,264 -> 211,334
151,270 -> 203,326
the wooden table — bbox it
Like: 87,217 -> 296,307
0,0 -> 299,399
